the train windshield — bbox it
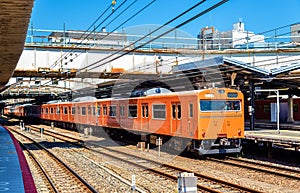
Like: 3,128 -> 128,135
200,100 -> 241,112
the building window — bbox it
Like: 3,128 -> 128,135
293,104 -> 299,113
128,105 -> 137,118
153,104 -> 166,119
263,104 -> 270,113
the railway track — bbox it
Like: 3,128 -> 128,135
10,128 -> 97,193
209,156 -> 300,181
22,123 -> 262,193
8,125 -> 146,192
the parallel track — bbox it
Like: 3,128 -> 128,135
209,156 -> 300,181
26,124 -> 262,193
10,128 -> 98,193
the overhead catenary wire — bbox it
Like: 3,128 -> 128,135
79,0 -> 209,71
50,0 -> 129,69
82,0 -> 229,72
49,2 -> 112,69
53,0 -> 155,70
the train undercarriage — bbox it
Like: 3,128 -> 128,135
40,119 -> 242,156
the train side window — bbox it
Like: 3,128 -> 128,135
172,104 -> 181,119
92,106 -> 96,116
56,107 -> 60,114
189,103 -> 193,118
103,105 -> 107,116
178,105 -> 181,119
172,105 -> 176,119
41,108 -> 44,114
128,105 -> 137,118
64,107 -> 68,115
97,105 -> 101,116
50,108 -> 53,114
45,108 -> 48,114
153,104 -> 166,119
142,104 -> 148,118
77,107 -> 80,115
81,107 -> 86,116
120,105 -> 125,116
88,105 -> 91,115
72,107 -> 76,115
109,106 -> 117,117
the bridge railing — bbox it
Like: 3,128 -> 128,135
25,24 -> 299,51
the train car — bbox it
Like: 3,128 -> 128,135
40,88 -> 244,155
246,98 -> 300,122
19,88 -> 244,155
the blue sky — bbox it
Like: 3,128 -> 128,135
30,0 -> 300,37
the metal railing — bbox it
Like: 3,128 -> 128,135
25,24 -> 300,51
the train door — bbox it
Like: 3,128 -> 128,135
141,103 -> 149,131
171,102 -> 182,133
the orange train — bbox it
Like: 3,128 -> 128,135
4,88 -> 244,155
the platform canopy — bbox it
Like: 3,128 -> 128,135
0,0 -> 34,90
173,56 -> 300,97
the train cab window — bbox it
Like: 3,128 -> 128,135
189,103 -> 193,118
72,107 -> 76,115
97,105 -> 101,116
153,104 -> 166,119
142,105 -> 148,118
227,92 -> 238,98
103,105 -> 108,116
200,100 -> 241,111
120,105 -> 125,116
50,108 -> 54,114
92,106 -> 96,116
56,107 -> 60,114
109,106 -> 117,117
45,108 -> 48,114
81,107 -> 86,116
128,105 -> 137,118
64,107 -> 68,115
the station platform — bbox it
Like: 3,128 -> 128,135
0,125 -> 37,193
245,129 -> 300,147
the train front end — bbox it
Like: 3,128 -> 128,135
195,88 -> 244,155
